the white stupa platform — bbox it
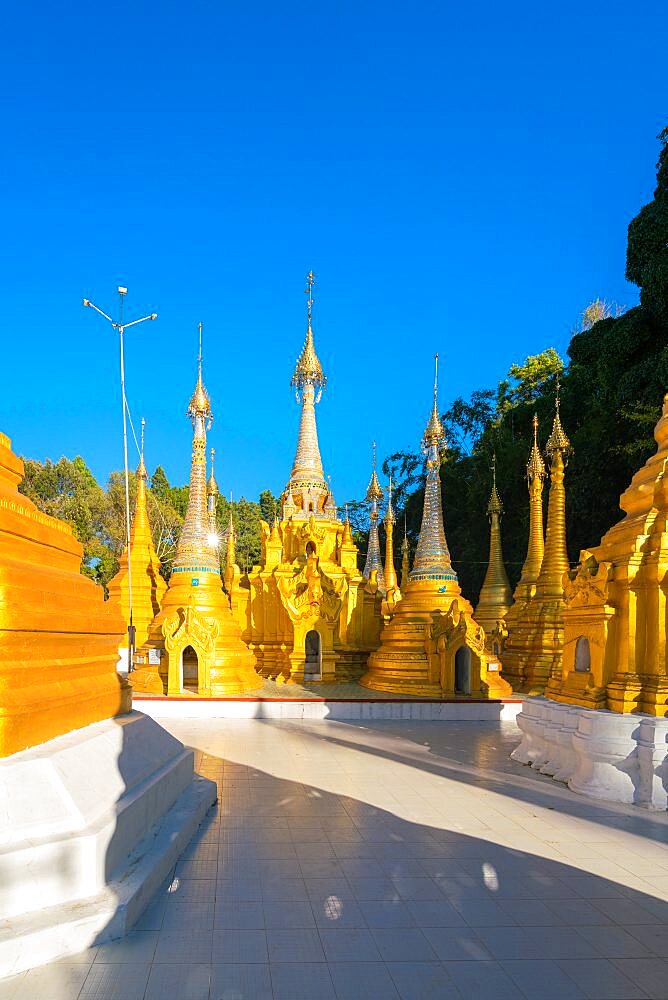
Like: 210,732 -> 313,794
0,711 -> 216,978
512,696 -> 668,809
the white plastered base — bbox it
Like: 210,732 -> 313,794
0,711 -> 216,978
512,696 -> 668,809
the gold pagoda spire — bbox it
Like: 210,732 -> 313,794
475,454 -> 513,633
207,447 -> 219,537
363,441 -> 386,592
383,476 -> 398,593
513,414 -> 547,601
535,383 -> 571,601
285,272 -> 329,516
410,354 -> 456,582
108,418 -> 166,653
400,517 -> 410,589
342,504 -> 353,545
225,502 -> 235,565
133,417 -> 150,542
172,326 -> 219,578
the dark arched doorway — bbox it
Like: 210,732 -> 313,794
304,630 -> 322,680
575,636 -> 591,673
181,645 -> 199,692
454,646 -> 472,695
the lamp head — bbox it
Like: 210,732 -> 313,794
117,286 -> 128,295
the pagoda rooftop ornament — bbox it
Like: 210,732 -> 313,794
291,271 -> 326,397
188,322 -> 212,427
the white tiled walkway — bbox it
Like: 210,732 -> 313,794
4,718 -> 668,999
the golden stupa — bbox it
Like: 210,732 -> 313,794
361,356 -> 510,698
503,395 -> 571,694
0,431 -> 129,756
548,392 -> 668,716
133,329 -> 261,695
107,421 -> 167,659
474,454 -> 513,644
230,274 -> 381,682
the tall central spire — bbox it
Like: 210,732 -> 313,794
410,354 -> 456,582
172,323 -> 218,577
284,272 -> 332,519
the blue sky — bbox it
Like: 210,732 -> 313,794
1,1 -> 665,504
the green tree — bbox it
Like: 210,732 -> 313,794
19,455 -> 106,581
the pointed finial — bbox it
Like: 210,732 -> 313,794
188,321 -> 212,425
137,417 -> 147,478
422,352 -> 445,454
385,475 -> 396,525
528,413 -> 546,481
365,441 -> 384,502
304,270 -> 315,326
207,447 -> 219,496
487,452 -> 503,515
546,378 -> 571,457
345,502 -> 349,521
292,272 -> 326,394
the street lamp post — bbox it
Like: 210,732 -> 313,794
83,287 -> 157,672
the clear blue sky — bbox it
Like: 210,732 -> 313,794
1,1 -> 665,505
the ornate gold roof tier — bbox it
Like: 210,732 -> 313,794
474,454 -> 513,641
360,356 -> 510,700
283,272 -> 334,519
134,335 -> 260,696
0,431 -> 130,757
504,392 -> 571,694
501,414 -> 547,690
107,426 -> 167,656
362,442 -> 386,595
548,392 -> 668,716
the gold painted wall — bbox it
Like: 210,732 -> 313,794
0,432 -> 130,757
